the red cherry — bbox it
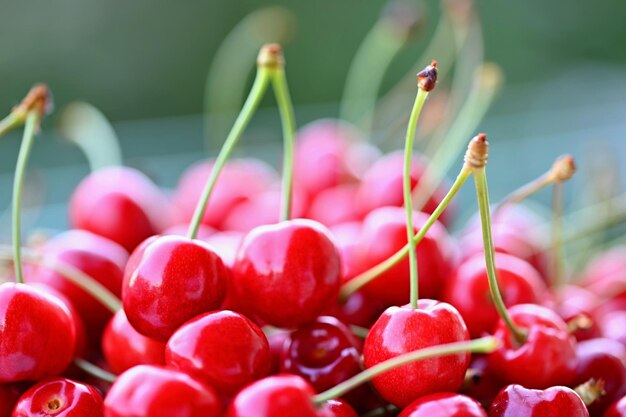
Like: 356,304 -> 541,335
488,304 -> 578,389
489,384 -> 589,417
69,166 -> 172,252
461,355 -> 506,410
165,310 -> 270,395
324,289 -> 387,329
306,184 -> 361,227
104,365 -> 221,417
328,221 -> 364,280
581,245 -> 626,299
0,383 -> 26,417
363,300 -> 470,407
102,310 -> 166,374
12,378 -> 103,417
604,395 -> 626,417
356,206 -> 457,305
26,230 -> 128,347
317,398 -> 359,417
122,235 -> 228,341
553,285 -> 602,342
441,253 -> 546,338
267,329 -> 291,375
204,231 -> 244,268
232,219 -> 342,328
0,283 -> 76,382
226,374 -> 318,417
398,392 -> 488,417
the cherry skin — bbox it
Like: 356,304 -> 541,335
317,399 -> 359,417
604,395 -> 626,417
0,283 -> 76,382
204,231 -> 244,268
441,252 -> 546,338
324,289 -> 387,329
553,285 -> 601,342
306,184 -> 361,227
122,234 -> 228,341
226,374 -> 318,417
488,304 -> 578,389
461,355 -> 506,411
356,206 -> 457,306
102,309 -> 166,375
488,384 -> 589,417
581,245 -> 626,300
267,329 -> 291,375
104,365 -> 221,417
69,166 -> 172,252
165,310 -> 270,395
398,393 -> 488,417
12,378 -> 103,417
0,383 -> 26,417
279,316 -> 361,393
363,300 -> 470,407
231,219 -> 342,328
26,230 -> 128,348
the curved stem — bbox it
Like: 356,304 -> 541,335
551,182 -> 565,288
271,66 -> 297,222
0,112 -> 25,138
340,166 -> 471,300
473,168 -> 527,344
312,336 -> 499,405
404,89 -> 429,308
73,358 -> 117,383
188,67 -> 272,239
492,172 -> 553,216
12,111 -> 40,284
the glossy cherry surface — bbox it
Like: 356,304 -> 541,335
604,395 -> 626,417
12,378 -> 103,417
226,374 -> 317,417
102,310 -> 166,374
363,300 -> 470,407
104,365 -> 221,417
317,398 -> 359,417
442,253 -> 546,337
69,166 -> 172,252
165,310 -> 270,395
122,235 -> 228,341
0,283 -> 76,382
306,184 -> 361,227
232,219 -> 342,328
488,304 -> 578,389
398,392 -> 488,417
488,384 -> 589,417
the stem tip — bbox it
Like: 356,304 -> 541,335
550,154 -> 577,182
417,61 -> 438,92
257,43 -> 284,69
464,133 -> 489,168
15,84 -> 53,122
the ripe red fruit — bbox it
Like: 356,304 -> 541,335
489,384 -> 589,417
363,300 -> 470,407
488,304 -> 578,389
226,374 -> 318,417
604,395 -> 626,417
232,219 -> 342,328
0,283 -> 76,382
0,383 -> 26,417
102,310 -> 166,374
69,166 -> 172,252
165,310 -> 270,395
12,378 -> 103,417
398,393 -> 488,417
122,235 -> 228,341
317,399 -> 359,417
104,365 -> 221,417
306,184 -> 361,227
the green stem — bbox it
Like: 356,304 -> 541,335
312,336 -> 499,405
473,168 -> 527,344
404,89 -> 429,308
73,358 -> 117,383
12,111 -> 40,284
0,112 -> 25,138
187,67 -> 272,239
492,172 -> 553,217
271,66 -> 297,222
551,182 -> 564,288
340,167 -> 471,300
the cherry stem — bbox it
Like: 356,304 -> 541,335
0,112 -> 25,138
473,166 -> 528,344
12,111 -> 41,284
73,358 -> 117,383
350,325 -> 370,339
551,181 -> 565,288
270,58 -> 297,222
187,60 -> 273,240
312,336 -> 499,405
574,379 -> 606,407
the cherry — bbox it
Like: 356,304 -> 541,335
122,234 -> 228,341
306,184 -> 361,227
328,221 -> 364,281
69,166 -> 172,252
279,316 -> 362,396
363,300 -> 470,407
0,383 -> 26,417
0,283 -> 76,382
226,374 -> 318,417
232,218 -> 342,328
604,395 -> 626,417
267,329 -> 291,375
488,304 -> 578,389
324,289 -> 387,329
441,252 -> 546,338
165,310 -> 270,395
489,384 -> 589,417
101,309 -> 166,375
103,365 -> 221,417
461,355 -> 506,410
317,399 -> 358,417
205,231 -> 244,268
398,393 -> 488,417
553,285 -> 601,342
581,245 -> 626,300
12,378 -> 103,417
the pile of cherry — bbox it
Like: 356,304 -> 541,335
1,52 -> 626,417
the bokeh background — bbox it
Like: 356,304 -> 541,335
1,0 -> 626,237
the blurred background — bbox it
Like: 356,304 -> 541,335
1,0 -> 626,236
